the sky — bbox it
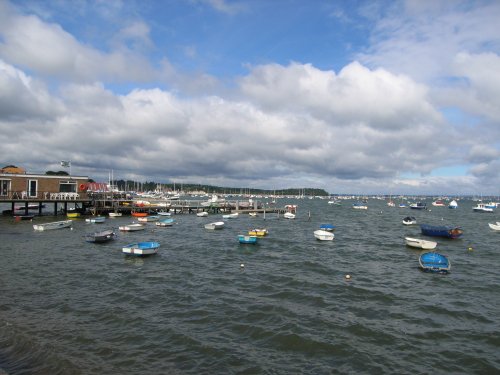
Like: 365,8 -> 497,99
0,0 -> 499,195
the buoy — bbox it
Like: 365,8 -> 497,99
345,274 -> 351,280
467,246 -> 473,251
240,263 -> 245,269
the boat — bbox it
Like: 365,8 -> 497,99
387,200 -> 396,207
122,241 -> 160,256
205,221 -> 224,230
399,203 -> 407,208
118,223 -> 146,231
67,212 -> 81,218
85,229 -> 116,243
420,224 -> 463,239
319,223 -> 335,231
131,211 -> 148,217
238,235 -> 258,244
222,213 -> 239,219
156,218 -> 175,227
196,211 -> 208,217
283,212 -> 296,219
419,252 -> 451,273
314,230 -> 334,241
14,214 -> 35,221
108,212 -> 122,218
402,216 -> 417,225
410,202 -> 427,210
33,220 -> 72,231
472,203 -> 494,213
352,202 -> 368,210
85,216 -> 106,223
448,200 -> 458,209
248,212 -> 258,217
432,200 -> 446,207
405,237 -> 437,250
488,223 -> 500,231
248,228 -> 268,237
137,215 -> 159,222
157,211 -> 171,216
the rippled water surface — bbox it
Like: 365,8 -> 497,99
1,198 -> 499,374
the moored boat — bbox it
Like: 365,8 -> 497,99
432,200 -> 446,207
67,212 -> 81,218
131,211 -> 148,217
156,218 -> 175,227
205,221 -> 224,230
85,216 -> 106,223
410,202 -> 427,210
138,215 -> 160,222
122,241 -> 160,256
420,224 -> 463,239
283,212 -> 296,219
352,202 -> 368,210
238,235 -> 258,244
314,230 -> 334,241
419,252 -> 451,273
319,223 -> 335,231
85,229 -> 116,243
405,237 -> 437,250
402,216 -> 417,225
248,228 -> 268,237
196,211 -> 209,217
118,223 -> 146,231
222,213 -> 239,219
108,212 -> 122,218
488,223 -> 500,231
472,203 -> 494,213
448,200 -> 458,209
33,220 -> 72,231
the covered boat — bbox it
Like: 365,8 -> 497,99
33,220 -> 72,231
122,241 -> 160,256
402,216 -> 417,225
85,229 -> 116,243
118,223 -> 146,231
420,224 -> 463,239
205,221 -> 224,230
319,223 -> 335,231
405,237 -> 437,250
238,235 -> 258,244
314,230 -> 334,241
419,252 -> 451,273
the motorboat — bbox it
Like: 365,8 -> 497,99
85,216 -> 106,224
196,212 -> 209,217
156,218 -> 175,227
137,215 -> 160,222
488,222 -> 500,231
248,228 -> 268,237
283,212 -> 295,219
472,204 -> 494,213
405,237 -> 437,250
238,235 -> 258,244
410,202 -> 427,210
314,230 -> 334,241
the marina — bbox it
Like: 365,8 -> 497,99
1,197 -> 499,373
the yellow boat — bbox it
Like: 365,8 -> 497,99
248,228 -> 268,237
67,212 -> 81,218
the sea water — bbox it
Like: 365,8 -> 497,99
0,198 -> 499,374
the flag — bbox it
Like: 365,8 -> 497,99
60,161 -> 71,168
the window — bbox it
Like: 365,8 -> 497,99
0,179 -> 10,196
59,181 -> 77,193
28,180 -> 38,197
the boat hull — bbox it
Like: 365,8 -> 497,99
314,230 -> 334,241
118,224 -> 146,231
122,242 -> 160,256
205,222 -> 224,230
85,229 -> 116,243
420,224 -> 463,239
33,220 -> 72,231
405,237 -> 437,250
238,235 -> 258,244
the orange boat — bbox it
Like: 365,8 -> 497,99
131,212 -> 148,217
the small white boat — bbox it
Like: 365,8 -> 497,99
222,213 -> 238,219
283,212 -> 295,219
122,241 -> 160,256
205,221 -> 224,230
314,230 -> 334,241
137,215 -> 160,222
156,218 -> 175,227
353,202 -> 368,210
108,212 -> 122,218
196,211 -> 208,217
448,200 -> 458,209
33,220 -> 72,231
157,211 -> 171,216
488,223 -> 500,231
85,216 -> 106,224
402,216 -> 417,225
118,223 -> 146,231
405,237 -> 437,250
248,212 -> 258,217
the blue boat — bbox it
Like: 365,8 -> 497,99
122,241 -> 160,256
420,224 -> 463,239
419,252 -> 451,273
238,235 -> 258,244
319,223 -> 335,231
156,218 -> 175,227
410,202 -> 427,210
